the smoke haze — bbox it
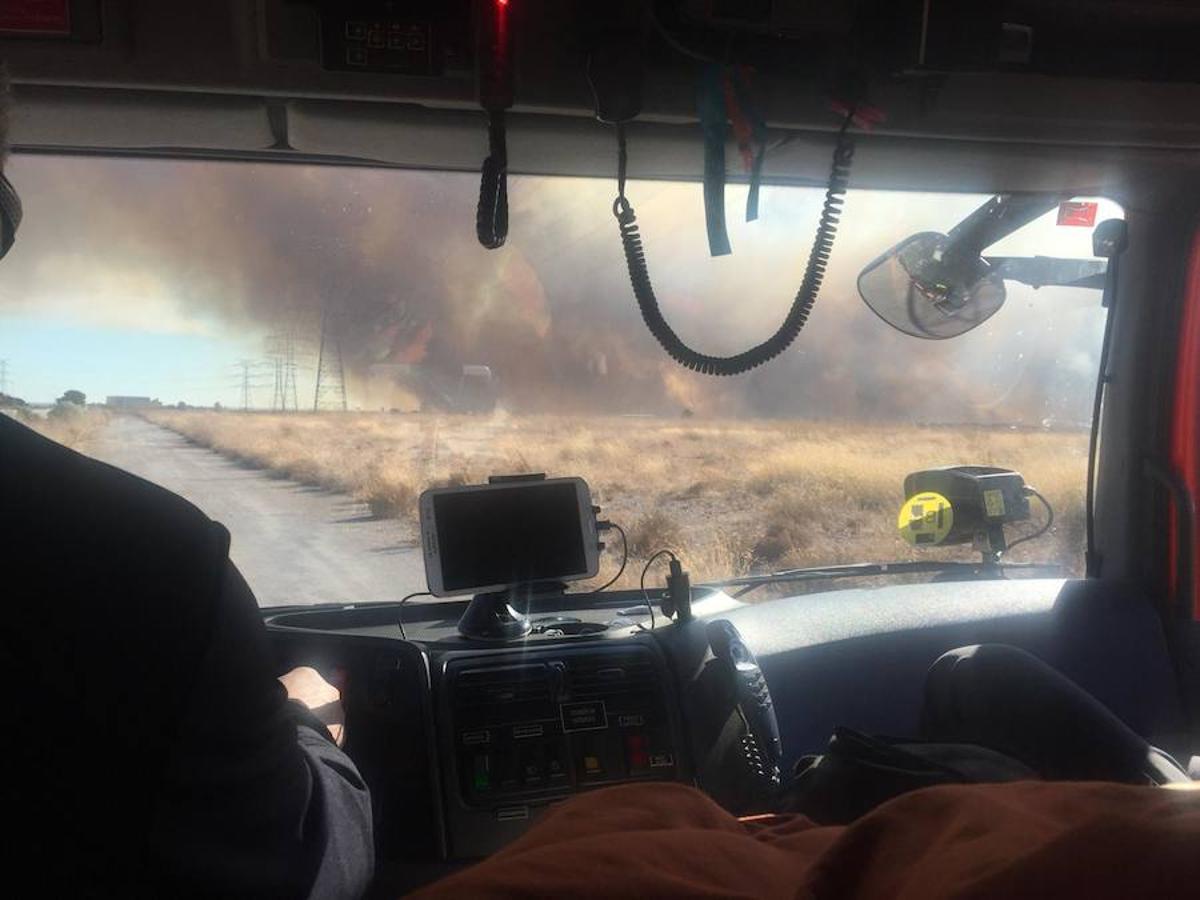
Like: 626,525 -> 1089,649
0,155 -> 1111,422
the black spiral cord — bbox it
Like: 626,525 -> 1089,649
612,111 -> 856,376
476,110 -> 509,249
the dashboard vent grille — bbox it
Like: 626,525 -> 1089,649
453,663 -> 551,709
568,654 -> 658,699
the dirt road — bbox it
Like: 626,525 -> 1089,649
91,416 -> 427,606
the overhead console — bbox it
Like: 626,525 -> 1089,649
10,0 -> 1200,175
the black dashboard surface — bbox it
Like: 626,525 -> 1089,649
263,576 -> 1184,884
692,577 -> 1185,768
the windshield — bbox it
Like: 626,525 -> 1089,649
0,156 -> 1118,606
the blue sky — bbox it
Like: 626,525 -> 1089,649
0,313 -> 262,406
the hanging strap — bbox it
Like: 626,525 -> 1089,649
697,63 -> 732,257
724,66 -> 768,223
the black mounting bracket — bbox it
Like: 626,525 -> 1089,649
457,579 -> 569,641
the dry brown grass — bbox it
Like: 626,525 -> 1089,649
11,406 -> 111,451
147,410 -> 1090,588
627,510 -> 684,558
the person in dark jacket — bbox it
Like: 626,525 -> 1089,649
0,75 -> 373,897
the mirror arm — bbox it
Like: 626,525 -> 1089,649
947,194 -> 1064,259
983,256 -> 1109,290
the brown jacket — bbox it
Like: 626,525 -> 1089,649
415,780 -> 1200,899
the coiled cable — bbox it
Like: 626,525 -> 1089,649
477,110 -> 509,249
612,111 -> 855,376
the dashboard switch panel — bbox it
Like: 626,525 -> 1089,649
437,642 -> 683,858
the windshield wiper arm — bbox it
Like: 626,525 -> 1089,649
702,560 -> 1063,599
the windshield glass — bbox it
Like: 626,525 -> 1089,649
0,156 -> 1119,606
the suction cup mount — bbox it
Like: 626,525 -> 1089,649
457,592 -> 531,641
457,581 -> 568,641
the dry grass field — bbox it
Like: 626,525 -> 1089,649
8,406 -> 111,451
146,410 -> 1089,588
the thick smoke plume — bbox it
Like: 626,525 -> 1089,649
1,156 -> 1105,423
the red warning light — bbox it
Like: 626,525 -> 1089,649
497,0 -> 509,6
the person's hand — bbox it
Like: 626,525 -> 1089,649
279,666 -> 345,746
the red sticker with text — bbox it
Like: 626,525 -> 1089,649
0,0 -> 71,35
0,0 -> 69,33
1057,201 -> 1098,227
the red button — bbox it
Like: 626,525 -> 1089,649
626,734 -> 649,770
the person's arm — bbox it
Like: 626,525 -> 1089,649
147,561 -> 373,898
280,665 -> 345,746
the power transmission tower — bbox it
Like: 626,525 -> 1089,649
227,360 -> 269,411
271,356 -> 284,410
285,334 -> 299,412
236,359 -> 254,411
0,359 -> 8,396
265,329 -> 301,412
313,307 -> 348,411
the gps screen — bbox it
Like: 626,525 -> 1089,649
432,481 -> 588,593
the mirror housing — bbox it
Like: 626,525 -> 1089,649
857,232 -> 1007,339
857,193 -> 1117,340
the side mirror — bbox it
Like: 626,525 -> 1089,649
857,231 -> 1007,339
1092,218 -> 1128,259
